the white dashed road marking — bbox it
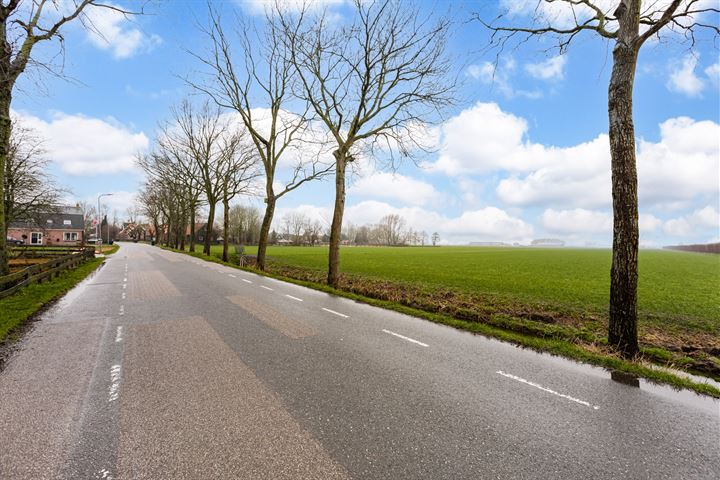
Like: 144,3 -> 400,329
382,329 -> 429,347
285,295 -> 303,302
496,370 -> 600,410
108,365 -> 122,402
322,308 -> 349,318
228,274 -> 236,278
115,326 -> 123,343
260,285 -> 274,291
242,279 -> 252,284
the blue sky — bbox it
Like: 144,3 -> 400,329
13,0 -> 720,246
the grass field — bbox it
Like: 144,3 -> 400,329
212,245 -> 718,323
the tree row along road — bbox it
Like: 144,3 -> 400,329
0,243 -> 717,479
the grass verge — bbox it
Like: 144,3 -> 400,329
0,257 -> 104,345
161,245 -> 720,398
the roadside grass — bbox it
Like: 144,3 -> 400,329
0,257 -> 104,345
165,244 -> 720,397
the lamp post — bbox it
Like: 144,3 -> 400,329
97,193 -> 113,252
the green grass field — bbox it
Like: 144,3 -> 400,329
214,245 -> 718,327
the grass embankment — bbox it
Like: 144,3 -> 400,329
170,244 -> 720,397
0,246 -> 118,345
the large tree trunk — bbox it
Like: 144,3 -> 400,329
607,5 -> 640,358
0,86 -> 10,275
204,201 -> 216,256
257,194 -> 276,271
222,193 -> 229,262
327,152 -> 347,288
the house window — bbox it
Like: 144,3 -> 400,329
64,232 -> 78,241
63,219 -> 72,226
31,232 -> 43,244
46,219 -> 53,225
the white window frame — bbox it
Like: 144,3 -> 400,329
64,232 -> 78,241
31,232 -> 43,245
63,219 -> 72,226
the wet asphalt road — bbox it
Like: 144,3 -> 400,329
0,242 -> 718,479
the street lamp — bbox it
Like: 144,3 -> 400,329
97,193 -> 113,251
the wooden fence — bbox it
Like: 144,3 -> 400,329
0,247 -> 95,299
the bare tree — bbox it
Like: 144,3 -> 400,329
3,120 -> 64,235
474,0 -> 719,357
279,0 -> 455,287
431,232 -> 439,246
0,1 -> 142,274
376,214 -> 407,246
189,6 -> 333,270
166,100 -> 240,256
219,141 -> 260,261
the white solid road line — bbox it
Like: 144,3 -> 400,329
285,294 -> 303,302
322,307 -> 349,318
260,285 -> 274,291
242,279 -> 252,284
382,329 -> 429,347
496,370 -> 600,410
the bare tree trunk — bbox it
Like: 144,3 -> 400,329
179,208 -> 186,251
189,198 -> 196,252
327,153 -> 347,288
257,195 -> 276,271
0,87 -> 10,275
222,193 -> 229,262
204,201 -> 216,256
607,38 -> 640,358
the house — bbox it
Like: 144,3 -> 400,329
531,238 -> 565,247
7,206 -> 85,246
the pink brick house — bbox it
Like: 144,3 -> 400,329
7,206 -> 85,246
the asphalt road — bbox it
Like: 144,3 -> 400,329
0,242 -> 718,479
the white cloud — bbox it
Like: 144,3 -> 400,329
84,4 -> 162,59
663,206 -> 720,237
273,200 -> 536,244
426,102 -> 541,175
639,213 -> 663,232
15,110 -> 149,175
349,172 -> 442,207
541,209 -> 612,235
667,54 -> 704,97
466,60 -> 542,99
525,55 -> 567,81
427,103 -> 718,211
705,62 -> 720,85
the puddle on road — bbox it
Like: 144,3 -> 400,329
46,263 -> 105,313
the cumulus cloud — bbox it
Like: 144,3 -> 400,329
663,206 -> 720,237
344,201 -> 533,243
525,55 -> 567,81
84,4 -> 162,59
15,110 -> 149,175
541,208 -> 612,235
704,62 -> 720,86
349,172 -> 442,207
276,200 -> 533,244
667,54 -> 704,97
427,102 -> 718,211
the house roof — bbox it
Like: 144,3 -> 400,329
9,205 -> 84,230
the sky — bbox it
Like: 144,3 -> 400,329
12,0 -> 720,247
